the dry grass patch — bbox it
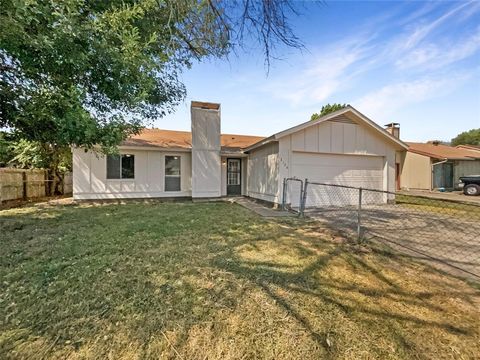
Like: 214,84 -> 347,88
396,194 -> 480,218
1,201 -> 479,359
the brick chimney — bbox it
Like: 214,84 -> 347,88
191,101 -> 221,198
384,123 -> 400,139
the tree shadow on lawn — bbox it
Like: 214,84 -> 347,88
209,221 -> 480,359
1,202 -> 479,359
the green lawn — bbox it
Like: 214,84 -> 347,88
396,194 -> 480,218
1,201 -> 479,359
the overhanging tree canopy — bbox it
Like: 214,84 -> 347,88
0,0 -> 303,151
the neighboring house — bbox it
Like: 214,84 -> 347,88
72,102 -> 407,206
456,144 -> 480,152
400,142 -> 480,190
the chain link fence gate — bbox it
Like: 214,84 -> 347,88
281,177 -> 304,213
291,179 -> 480,280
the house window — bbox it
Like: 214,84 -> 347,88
107,154 -> 135,179
165,155 -> 181,191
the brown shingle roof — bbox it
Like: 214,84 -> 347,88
407,142 -> 480,160
456,144 -> 480,152
121,129 -> 265,151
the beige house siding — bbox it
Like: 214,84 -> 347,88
191,105 -> 221,198
73,148 -> 192,199
286,117 -> 396,157
72,108 -> 404,202
276,118 -> 398,205
246,142 -> 279,202
400,152 -> 432,190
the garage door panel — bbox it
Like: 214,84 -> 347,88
289,152 -> 384,208
293,153 -> 383,168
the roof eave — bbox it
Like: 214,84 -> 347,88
118,145 -> 192,152
407,148 -> 480,160
243,136 -> 277,152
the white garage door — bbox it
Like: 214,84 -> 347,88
290,152 -> 384,208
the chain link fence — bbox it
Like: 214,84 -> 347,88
288,179 -> 480,280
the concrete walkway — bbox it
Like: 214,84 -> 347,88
227,197 -> 295,218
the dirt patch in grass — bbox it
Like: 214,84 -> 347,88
1,201 -> 479,359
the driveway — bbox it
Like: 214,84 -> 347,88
305,202 -> 480,280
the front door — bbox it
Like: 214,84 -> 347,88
227,158 -> 241,195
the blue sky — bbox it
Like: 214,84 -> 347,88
158,1 -> 480,142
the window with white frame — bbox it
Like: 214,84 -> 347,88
165,156 -> 181,191
106,154 -> 135,179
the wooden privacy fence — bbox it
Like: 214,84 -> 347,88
0,168 -> 72,203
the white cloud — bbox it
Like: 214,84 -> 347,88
352,73 -> 471,121
395,30 -> 480,70
402,1 -> 473,50
254,0 -> 480,124
261,36 -> 374,106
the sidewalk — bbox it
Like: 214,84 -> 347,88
228,197 -> 296,217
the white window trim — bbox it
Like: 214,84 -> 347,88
164,154 -> 182,192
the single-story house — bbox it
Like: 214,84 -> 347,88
400,141 -> 480,190
73,102 -> 408,206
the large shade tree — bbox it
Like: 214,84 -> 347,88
451,128 -> 480,147
0,0 -> 303,192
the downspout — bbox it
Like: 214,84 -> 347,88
431,158 -> 448,190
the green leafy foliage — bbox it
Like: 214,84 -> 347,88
0,132 -> 13,167
0,131 -> 71,194
1,1 -> 302,192
310,103 -> 347,121
8,140 -> 71,172
0,0 -> 302,152
451,128 -> 480,147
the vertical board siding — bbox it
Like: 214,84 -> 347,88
246,142 -> 279,202
0,168 -> 72,202
290,119 -> 391,157
72,148 -> 192,199
454,160 -> 480,189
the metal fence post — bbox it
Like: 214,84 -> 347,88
281,178 -> 287,210
357,187 -> 363,242
300,179 -> 308,217
22,171 -> 27,200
